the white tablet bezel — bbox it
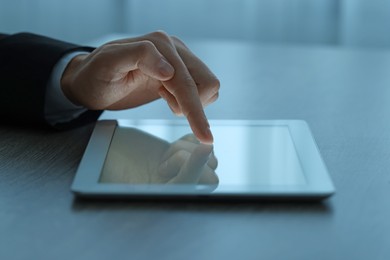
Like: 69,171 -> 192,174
71,119 -> 335,200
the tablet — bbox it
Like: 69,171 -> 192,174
71,120 -> 335,200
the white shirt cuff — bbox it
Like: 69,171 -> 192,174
45,51 -> 89,125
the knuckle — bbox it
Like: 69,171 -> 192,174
136,40 -> 155,53
94,43 -> 122,62
175,150 -> 190,161
171,35 -> 186,47
199,76 -> 220,96
95,43 -> 116,57
102,42 -> 121,51
90,45 -> 118,70
209,77 -> 221,91
150,30 -> 171,41
211,92 -> 219,102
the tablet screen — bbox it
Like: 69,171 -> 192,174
99,122 -> 307,190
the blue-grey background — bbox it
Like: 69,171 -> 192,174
1,0 -> 390,49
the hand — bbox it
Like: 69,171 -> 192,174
61,31 -> 220,144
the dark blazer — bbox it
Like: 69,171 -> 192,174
0,33 -> 101,129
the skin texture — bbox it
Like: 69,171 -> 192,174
61,31 -> 220,144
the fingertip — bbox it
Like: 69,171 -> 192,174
201,132 -> 214,145
206,127 -> 214,144
158,57 -> 175,79
187,114 -> 214,144
196,127 -> 214,145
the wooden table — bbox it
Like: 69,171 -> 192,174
1,40 -> 389,260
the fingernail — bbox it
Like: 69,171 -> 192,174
159,57 -> 174,77
207,127 -> 214,141
203,127 -> 214,144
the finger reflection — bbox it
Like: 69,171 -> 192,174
99,127 -> 219,192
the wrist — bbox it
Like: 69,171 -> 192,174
61,54 -> 88,106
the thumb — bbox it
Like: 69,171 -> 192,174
131,41 -> 175,80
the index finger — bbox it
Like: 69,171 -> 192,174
162,72 -> 213,144
135,31 -> 213,144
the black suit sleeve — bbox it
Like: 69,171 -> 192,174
0,32 -> 102,129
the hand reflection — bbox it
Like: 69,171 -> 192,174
99,128 -> 219,190
157,134 -> 218,186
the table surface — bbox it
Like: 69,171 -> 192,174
1,39 -> 390,260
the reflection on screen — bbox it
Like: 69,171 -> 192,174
99,121 -> 306,190
99,127 -> 219,191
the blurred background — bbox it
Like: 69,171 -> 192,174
1,0 -> 390,49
